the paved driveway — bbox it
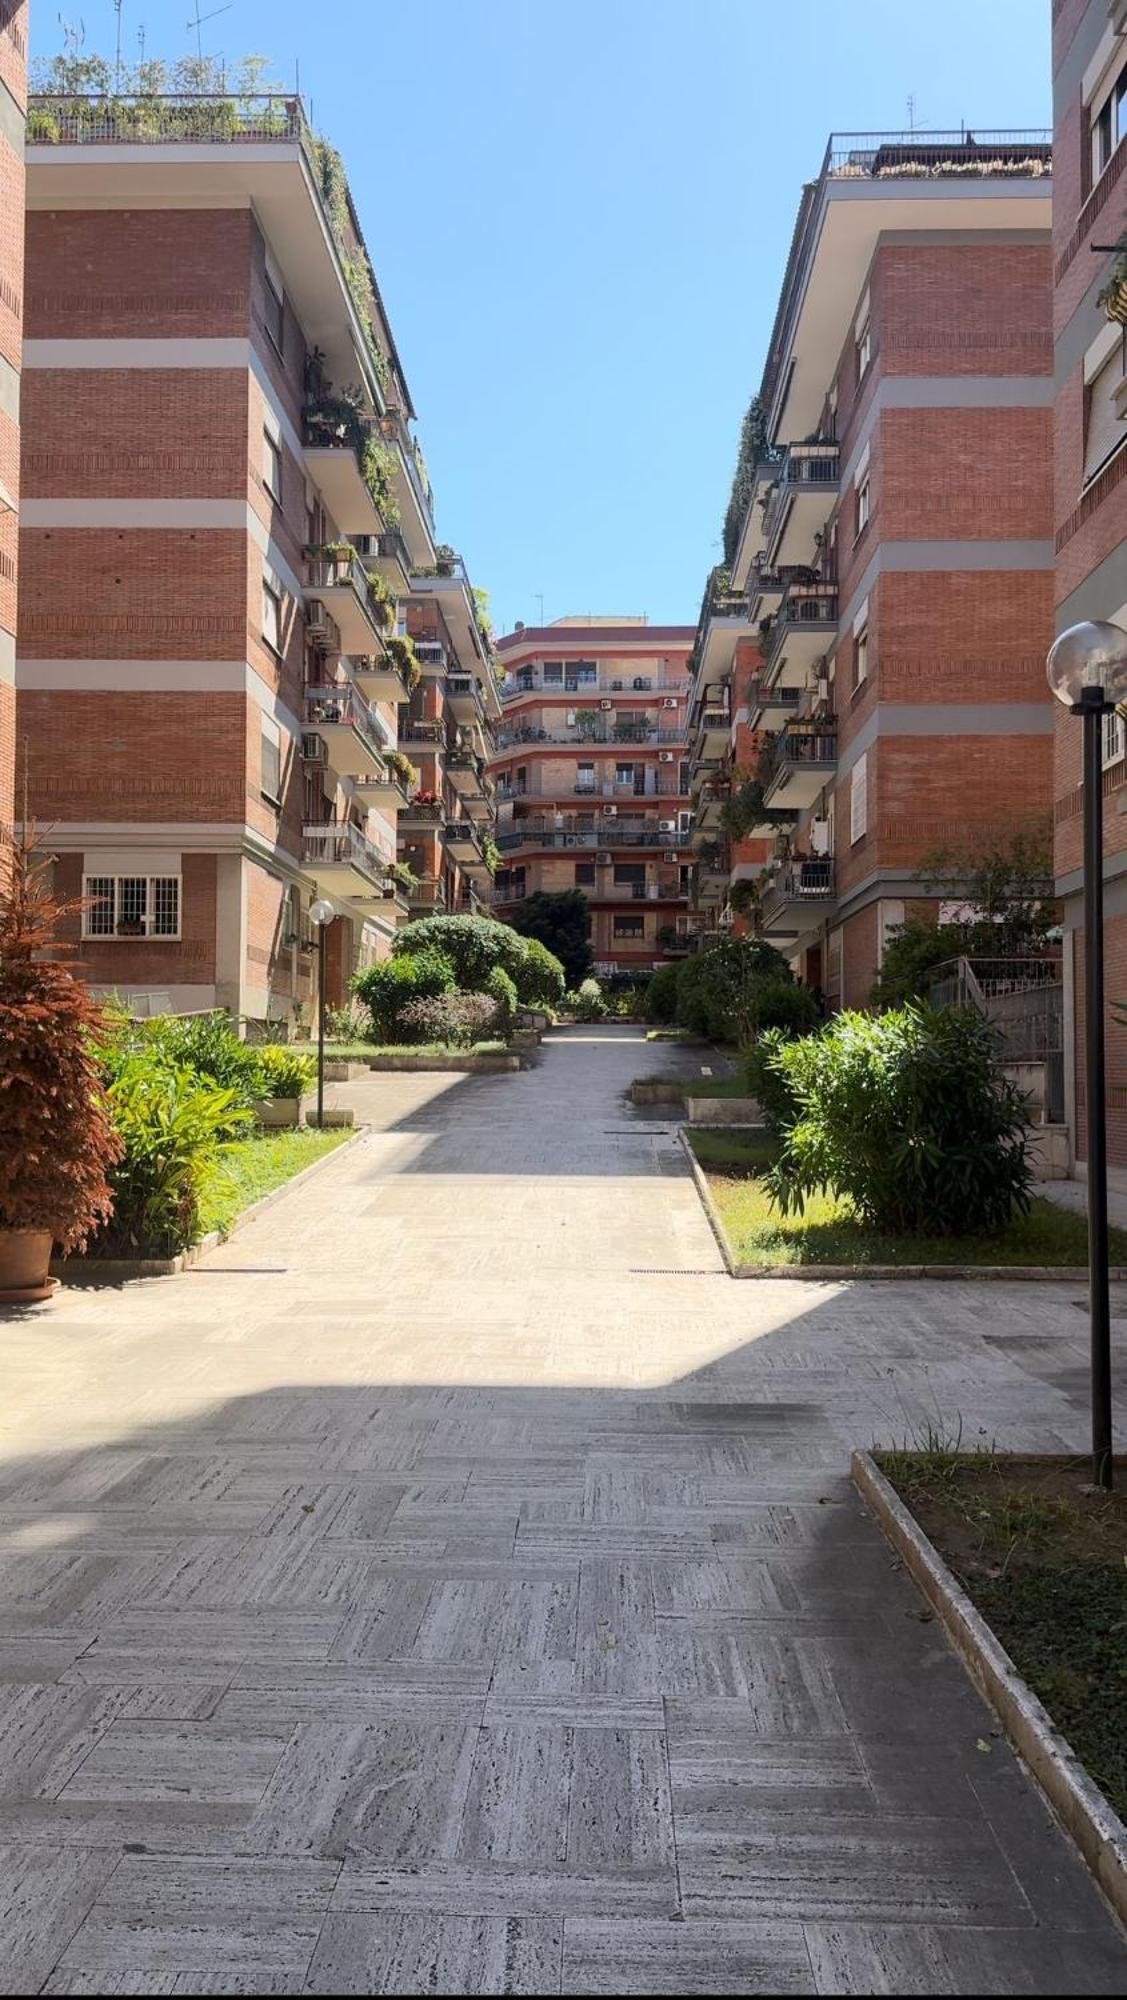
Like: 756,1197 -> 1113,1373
0,1025 -> 1124,1993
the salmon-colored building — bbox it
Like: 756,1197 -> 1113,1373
1052,0 -> 1127,1177
690,129 -> 1056,1008
491,620 -> 695,971
17,81 -> 494,1019
0,3 -> 24,836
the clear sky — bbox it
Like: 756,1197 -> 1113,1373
36,1 -> 1052,634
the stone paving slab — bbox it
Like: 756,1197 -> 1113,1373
0,1025 -> 1124,1992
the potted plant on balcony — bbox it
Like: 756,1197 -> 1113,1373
575,708 -> 601,740
386,634 -> 422,691
1098,252 -> 1127,324
0,835 -> 123,1302
385,749 -> 420,792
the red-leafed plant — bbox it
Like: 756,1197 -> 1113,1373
0,834 -> 122,1252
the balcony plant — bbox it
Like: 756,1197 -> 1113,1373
385,749 -> 420,791
1098,254 -> 1127,325
386,635 -> 422,692
575,708 -> 601,740
0,836 -> 124,1298
365,567 -> 396,631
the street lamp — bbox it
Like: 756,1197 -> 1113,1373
1047,619 -> 1127,1489
309,898 -> 336,1131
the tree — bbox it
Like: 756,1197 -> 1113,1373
722,394 -> 771,566
507,889 -> 592,988
917,820 -> 1057,955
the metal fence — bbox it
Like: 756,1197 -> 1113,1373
928,956 -> 1065,1123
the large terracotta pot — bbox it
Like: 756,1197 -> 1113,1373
0,1228 -> 58,1303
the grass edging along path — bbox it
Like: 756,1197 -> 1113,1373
681,1127 -> 1127,1280
852,1449 -> 1127,1927
52,1126 -> 360,1286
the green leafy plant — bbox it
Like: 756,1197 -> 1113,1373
399,991 -> 500,1048
485,965 -> 518,1036
386,635 -> 422,693
104,1010 -> 265,1117
99,1060 -> 252,1256
507,888 -> 592,987
252,1044 -> 316,1101
646,960 -> 683,1025
392,914 -> 565,1006
673,935 -> 793,1041
385,747 -> 420,790
764,1004 -> 1033,1236
0,837 -> 123,1251
567,977 -> 608,1022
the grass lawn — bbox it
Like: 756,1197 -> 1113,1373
688,1128 -> 1127,1268
200,1128 -> 352,1239
877,1450 -> 1127,1820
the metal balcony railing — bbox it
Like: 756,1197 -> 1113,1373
376,529 -> 412,572
304,682 -> 385,763
414,641 -> 448,671
824,130 -> 1052,180
496,824 -> 687,853
769,720 -> 839,776
399,718 -> 445,747
762,857 -> 836,911
305,548 -> 387,631
762,443 -> 841,553
762,581 -> 839,668
28,91 -> 307,145
302,818 -> 387,888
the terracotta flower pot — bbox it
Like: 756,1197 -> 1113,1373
0,1228 -> 59,1304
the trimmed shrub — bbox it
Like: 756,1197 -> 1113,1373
252,1045 -> 316,1100
352,948 -> 455,1042
567,977 -> 608,1022
398,991 -> 500,1048
486,965 -> 518,1037
646,961 -> 682,1025
393,913 -> 564,1007
764,1004 -> 1032,1237
747,977 -> 822,1039
674,936 -> 793,1041
515,935 -> 567,1006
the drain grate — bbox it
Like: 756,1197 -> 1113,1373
630,1267 -> 727,1277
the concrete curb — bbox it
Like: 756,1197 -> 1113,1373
51,1126 -> 367,1288
851,1448 -> 1127,1930
677,1130 -> 1127,1282
363,1053 -> 520,1073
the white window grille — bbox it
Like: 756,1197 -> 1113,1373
82,875 -> 181,939
850,752 -> 868,844
1103,707 -> 1126,769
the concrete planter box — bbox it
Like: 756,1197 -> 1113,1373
684,1096 -> 761,1125
321,1061 -> 355,1082
630,1080 -> 686,1105
1027,1123 -> 1070,1180
510,1028 -> 541,1050
254,1096 -> 302,1128
853,1449 -> 1127,1927
364,1053 -> 520,1074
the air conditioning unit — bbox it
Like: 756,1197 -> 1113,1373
301,732 -> 325,764
597,850 -> 613,865
658,750 -> 675,764
659,818 -> 676,832
662,696 -> 679,709
809,818 -> 831,855
604,804 -> 617,817
566,710 -> 576,726
665,850 -> 680,865
600,699 -> 613,711
816,677 -> 830,702
305,599 -> 330,637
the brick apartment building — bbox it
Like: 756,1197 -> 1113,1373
491,620 -> 695,971
689,129 -> 1056,1007
17,83 -> 495,1021
1052,0 -> 1127,1177
0,3 -> 25,836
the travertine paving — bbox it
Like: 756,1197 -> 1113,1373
0,1024 -> 1125,1994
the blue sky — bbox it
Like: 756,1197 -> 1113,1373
37,1 -> 1052,634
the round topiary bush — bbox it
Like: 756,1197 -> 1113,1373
392,915 -> 564,1007
352,947 -> 455,1043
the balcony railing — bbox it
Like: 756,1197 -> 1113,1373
824,130 -> 1052,181
762,443 -> 841,553
399,718 -> 445,748
302,818 -> 388,889
761,857 -> 836,915
495,723 -> 685,750
305,547 -> 389,632
762,582 -> 839,672
767,720 -> 839,779
496,824 -> 687,853
378,404 -> 436,527
304,682 -> 386,764
28,91 -> 307,145
505,674 -> 687,697
748,678 -> 801,716
414,641 -> 448,672
376,529 -> 412,572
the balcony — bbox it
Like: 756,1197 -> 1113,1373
302,403 -> 385,539
405,873 -> 447,912
696,587 -> 751,678
378,404 -> 437,565
759,857 -> 836,938
302,819 -> 390,899
748,678 -> 801,728
762,720 -> 838,810
446,747 -> 494,821
349,650 -> 412,705
304,683 -> 388,775
496,822 -> 687,854
692,693 -> 732,759
415,641 -> 448,675
504,671 -> 688,698
442,821 -> 491,876
305,548 -> 390,655
694,780 -> 729,835
761,581 -> 839,688
447,673 -> 490,732
367,529 -> 413,598
399,718 -> 446,753
410,555 -> 500,713
398,794 -> 445,830
495,721 -> 686,751
762,443 -> 840,568
349,765 -> 411,812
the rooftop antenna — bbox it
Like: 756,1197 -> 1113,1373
137,22 -> 145,66
113,0 -> 124,87
907,94 -> 917,131
58,14 -> 85,58
535,593 -> 545,625
186,1 -> 232,62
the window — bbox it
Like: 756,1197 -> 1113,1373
1104,707 -> 1126,769
82,874 -> 181,940
577,761 -> 595,793
850,752 -> 868,844
1092,60 -> 1127,184
614,863 -> 645,887
542,661 -> 564,684
856,476 -> 871,538
264,274 -> 284,353
615,762 -> 637,785
857,320 -> 871,380
614,913 -> 645,938
565,662 -> 597,688
854,628 -> 869,689
261,719 -> 282,804
575,861 -> 596,886
263,428 -> 282,502
1084,341 -> 1127,485
262,579 -> 282,655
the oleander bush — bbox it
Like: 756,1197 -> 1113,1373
398,991 -> 501,1049
486,965 -> 518,1037
763,1004 -> 1032,1236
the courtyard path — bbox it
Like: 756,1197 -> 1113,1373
0,1024 -> 1124,1993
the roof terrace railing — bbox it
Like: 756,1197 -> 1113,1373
28,91 -> 307,146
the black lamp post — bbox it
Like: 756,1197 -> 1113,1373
1047,619 -> 1127,1490
309,898 -> 336,1131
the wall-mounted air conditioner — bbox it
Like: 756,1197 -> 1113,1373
658,750 -> 675,764
604,804 -> 617,817
664,850 -> 680,865
597,850 -> 613,864
301,732 -> 325,763
662,696 -> 679,709
600,699 -> 613,711
816,677 -> 830,703
659,819 -> 676,832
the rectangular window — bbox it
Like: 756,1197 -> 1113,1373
1092,61 -> 1127,183
856,476 -> 871,538
575,862 -> 596,885
857,320 -> 871,380
614,863 -> 645,886
542,661 -> 564,684
614,913 -> 645,938
566,663 -> 597,687
1103,707 -> 1126,769
82,874 -> 181,940
264,275 -> 284,353
577,761 -> 595,793
1084,344 -> 1127,485
263,428 -> 282,502
850,752 -> 868,844
615,762 -> 636,785
261,721 -> 282,803
854,629 -> 869,689
262,579 -> 282,654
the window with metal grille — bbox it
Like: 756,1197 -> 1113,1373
262,579 -> 282,654
263,428 -> 282,501
82,875 -> 181,939
1103,708 -> 1126,769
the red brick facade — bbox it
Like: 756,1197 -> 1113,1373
0,4 -> 24,839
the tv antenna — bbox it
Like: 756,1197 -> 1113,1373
535,593 -> 545,625
58,14 -> 85,58
113,0 -> 124,88
187,2 -> 232,61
